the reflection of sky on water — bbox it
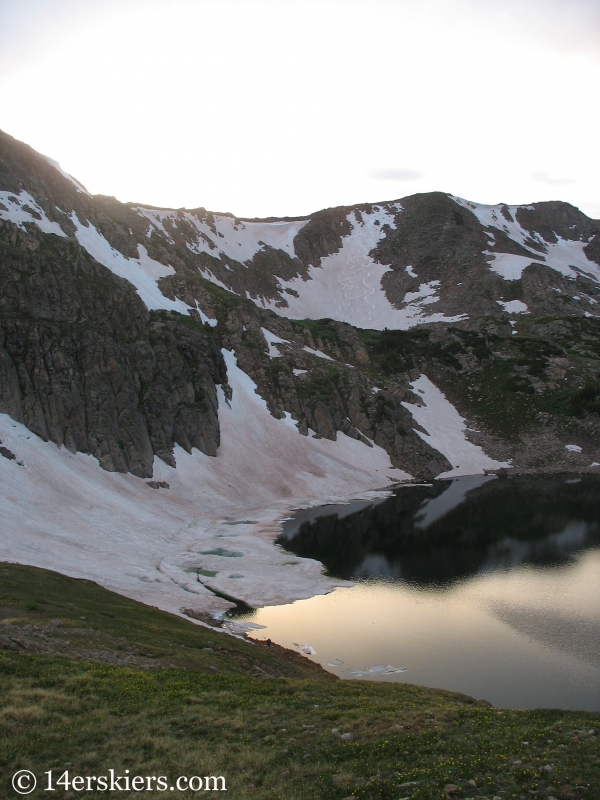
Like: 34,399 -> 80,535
245,548 -> 600,711
243,476 -> 600,711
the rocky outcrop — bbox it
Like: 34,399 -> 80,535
3,128 -> 600,480
0,222 -> 225,476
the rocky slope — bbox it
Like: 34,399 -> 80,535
2,128 -> 600,482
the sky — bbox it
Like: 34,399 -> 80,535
1,0 -> 599,219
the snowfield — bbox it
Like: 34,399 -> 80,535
401,375 -> 511,478
0,356 -> 510,619
69,213 -> 193,314
263,207 -> 468,330
452,196 -> 600,284
0,190 -> 67,238
135,206 -> 309,263
0,351 -> 410,620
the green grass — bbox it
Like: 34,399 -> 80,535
1,565 -> 599,799
0,563 -> 328,680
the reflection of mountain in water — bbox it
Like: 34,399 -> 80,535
277,474 -> 600,586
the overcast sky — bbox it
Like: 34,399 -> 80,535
1,0 -> 599,218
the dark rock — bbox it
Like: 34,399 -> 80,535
0,443 -> 15,460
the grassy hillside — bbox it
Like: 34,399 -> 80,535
1,564 -> 599,800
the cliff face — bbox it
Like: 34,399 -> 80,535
0,223 -> 226,477
2,128 -> 600,480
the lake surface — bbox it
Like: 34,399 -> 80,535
232,474 -> 600,711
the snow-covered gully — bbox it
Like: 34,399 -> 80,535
0,355 -> 506,623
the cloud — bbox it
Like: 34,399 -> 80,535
370,168 -> 424,182
532,170 -> 576,187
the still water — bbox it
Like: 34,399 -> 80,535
235,474 -> 600,711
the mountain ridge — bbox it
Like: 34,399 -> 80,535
2,127 -> 600,482
3,128 -> 600,615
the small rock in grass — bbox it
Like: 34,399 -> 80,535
467,779 -> 477,788
331,728 -> 340,734
280,771 -> 290,778
340,732 -> 354,741
444,785 -> 460,799
341,797 -> 357,800
209,665 -> 218,671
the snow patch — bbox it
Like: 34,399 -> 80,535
303,346 -> 334,361
497,299 -> 529,314
263,207 -> 467,330
136,207 -> 308,264
199,268 -> 236,293
346,665 -> 406,677
293,369 -> 307,376
70,213 -> 192,314
403,280 -> 440,306
0,190 -> 66,237
401,375 -> 510,478
486,252 -> 545,280
565,444 -> 582,453
195,301 -> 218,327
261,327 -> 290,359
452,196 -> 600,283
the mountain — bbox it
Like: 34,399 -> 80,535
1,128 -> 600,616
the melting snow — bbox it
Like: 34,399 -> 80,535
136,207 -> 308,263
261,327 -> 290,358
565,444 -> 582,453
452,196 -> 600,283
0,352 -> 408,618
302,345 -> 334,361
0,190 -> 66,237
293,369 -> 308,376
497,299 -> 529,314
294,642 -> 317,655
487,252 -> 545,280
263,207 -> 467,330
70,213 -> 192,314
401,375 -> 510,478
346,665 -> 406,677
194,301 -> 218,327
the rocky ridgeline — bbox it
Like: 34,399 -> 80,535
2,129 -> 600,478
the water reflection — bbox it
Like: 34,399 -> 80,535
277,474 -> 600,585
236,474 -> 600,710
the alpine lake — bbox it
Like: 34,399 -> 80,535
230,473 -> 600,711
